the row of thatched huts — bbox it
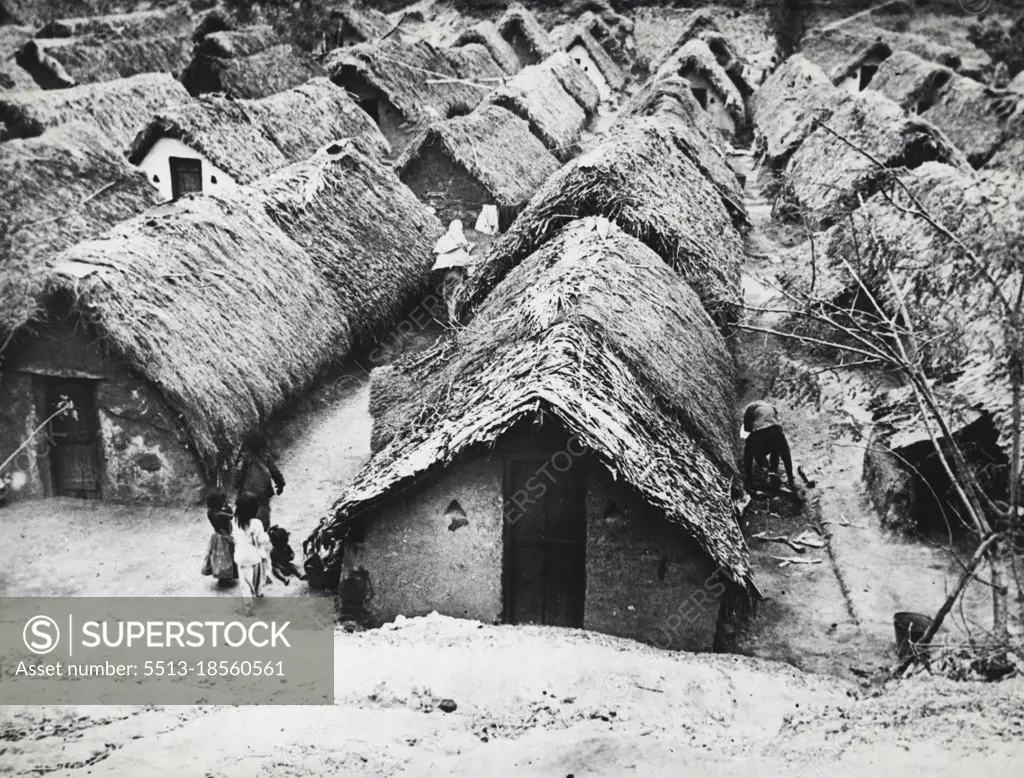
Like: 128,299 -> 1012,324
303,35 -> 756,649
752,49 -> 1023,536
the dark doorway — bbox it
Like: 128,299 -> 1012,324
859,63 -> 879,90
504,456 -> 587,627
44,380 -> 102,499
500,21 -> 541,67
691,85 -> 708,109
169,157 -> 203,199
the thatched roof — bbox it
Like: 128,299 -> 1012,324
543,49 -> 600,115
195,26 -> 280,59
750,54 -> 844,168
305,217 -> 752,589
396,103 -> 559,209
648,9 -> 723,73
869,49 -> 951,110
16,33 -> 193,86
180,44 -> 323,99
331,3 -> 391,45
1009,70 -> 1024,96
0,26 -> 35,89
573,9 -> 635,69
328,37 -> 502,126
986,112 -> 1024,177
496,3 -> 556,62
24,141 -> 441,468
615,75 -> 744,223
0,0 -> 139,27
459,115 -> 745,325
452,20 -> 520,75
557,21 -> 625,91
0,71 -> 191,145
812,162 -> 1024,456
781,89 -> 969,227
917,75 -> 1022,168
0,122 -> 160,337
35,6 -> 192,40
487,53 -> 592,163
656,39 -> 746,132
128,78 -> 387,185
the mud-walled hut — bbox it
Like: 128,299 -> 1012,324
328,37 -> 504,156
127,78 -> 387,200
555,19 -> 625,101
750,55 -> 844,169
180,44 -> 322,99
0,71 -> 190,145
486,51 -> 598,162
457,115 -> 745,326
655,39 -> 746,139
452,20 -> 521,76
0,141 -> 442,504
778,89 -> 967,227
496,3 -> 554,68
305,217 -> 753,648
396,103 -> 559,232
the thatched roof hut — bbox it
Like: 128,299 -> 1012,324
180,44 -> 323,99
496,3 -> 555,67
330,3 -> 391,47
0,72 -> 191,145
750,54 -> 844,168
34,6 -> 192,41
648,9 -> 723,73
194,26 -> 280,59
486,52 -> 594,162
459,116 -> 745,325
573,8 -> 636,70
396,103 -> 559,225
781,89 -> 968,227
306,217 -> 752,590
813,162 -> 1024,456
453,20 -> 520,75
801,26 -> 965,81
328,37 -> 502,127
127,78 -> 387,186
615,75 -> 743,221
0,24 -> 35,90
869,49 -> 952,111
21,140 -> 441,468
0,122 -> 160,336
656,38 -> 747,135
16,33 -> 193,87
986,112 -> 1024,177
555,20 -> 625,94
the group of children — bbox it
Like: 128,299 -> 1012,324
200,433 -> 304,608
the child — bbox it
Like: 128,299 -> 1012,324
234,495 -> 273,612
267,525 -> 306,585
201,490 -> 237,584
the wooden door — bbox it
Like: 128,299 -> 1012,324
45,380 -> 101,499
505,458 -> 586,627
169,157 -> 203,199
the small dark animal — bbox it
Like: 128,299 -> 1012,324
268,525 -> 306,585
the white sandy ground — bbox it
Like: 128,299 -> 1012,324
1,613 -> 1022,777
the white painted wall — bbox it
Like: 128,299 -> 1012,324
135,136 -> 238,201
681,71 -> 735,137
569,43 -> 611,103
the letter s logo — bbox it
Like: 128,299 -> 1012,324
23,616 -> 60,654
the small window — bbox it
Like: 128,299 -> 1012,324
168,157 -> 203,199
210,174 -> 218,185
691,86 -> 708,109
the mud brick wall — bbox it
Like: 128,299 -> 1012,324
400,138 -> 495,229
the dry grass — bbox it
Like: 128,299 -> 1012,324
195,26 -> 280,59
181,45 -> 323,99
308,217 -> 751,590
20,33 -> 194,85
452,20 -> 521,75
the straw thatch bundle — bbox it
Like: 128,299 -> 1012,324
396,104 -> 559,211
253,139 -> 443,347
461,116 -> 744,325
815,162 -> 1024,455
869,49 -> 952,111
25,140 -> 441,468
917,75 -> 1022,168
180,45 -> 322,99
35,6 -> 192,41
496,3 -> 556,64
0,71 -> 190,145
306,217 -> 752,589
17,33 -> 193,86
614,76 -> 743,223
781,89 -> 968,227
750,55 -> 844,168
0,122 -> 160,336
195,26 -> 280,59
656,39 -> 746,132
327,37 -> 500,127
487,55 -> 591,162
453,20 -> 520,75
